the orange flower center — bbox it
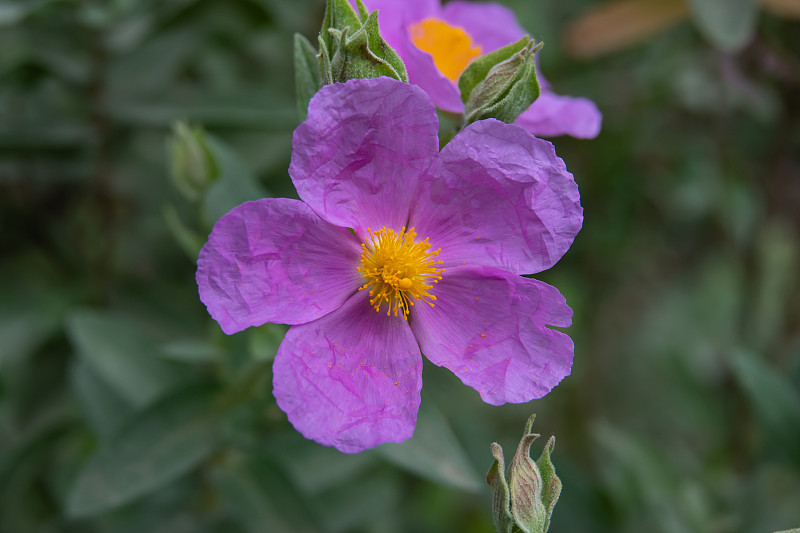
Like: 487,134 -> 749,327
409,18 -> 482,82
357,227 -> 444,319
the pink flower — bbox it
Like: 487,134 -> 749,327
196,77 -> 582,453
353,0 -> 602,138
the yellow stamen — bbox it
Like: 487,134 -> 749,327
409,18 -> 482,82
357,226 -> 444,319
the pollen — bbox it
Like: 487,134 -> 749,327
358,226 -> 444,319
409,18 -> 482,82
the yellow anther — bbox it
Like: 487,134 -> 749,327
357,227 -> 444,319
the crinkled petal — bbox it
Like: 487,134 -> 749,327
290,78 -> 439,235
197,198 -> 362,334
273,289 -> 423,453
410,265 -> 573,405
516,91 -> 603,139
409,119 -> 582,275
440,1 -> 526,53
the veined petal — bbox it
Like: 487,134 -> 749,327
410,119 -> 582,275
440,1 -> 526,53
273,289 -> 423,453
410,265 -> 573,405
290,78 -> 439,236
516,91 -> 603,139
196,198 -> 362,334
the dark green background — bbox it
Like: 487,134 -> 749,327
1,0 -> 799,531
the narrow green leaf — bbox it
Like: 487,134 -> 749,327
294,33 -> 321,121
730,348 -> 800,459
69,361 -> 134,439
66,385 -> 222,517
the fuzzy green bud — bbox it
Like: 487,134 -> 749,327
167,122 -> 218,202
294,0 -> 407,119
459,36 -> 543,126
487,414 -> 562,533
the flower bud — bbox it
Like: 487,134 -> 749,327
487,414 -> 561,533
167,122 -> 218,202
459,36 -> 543,126
295,0 -> 408,118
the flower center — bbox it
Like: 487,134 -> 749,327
357,227 -> 444,319
409,18 -> 482,82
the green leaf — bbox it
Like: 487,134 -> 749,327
459,35 -> 530,104
211,466 -> 301,533
687,0 -> 758,52
294,33 -> 321,121
749,223 -> 798,351
729,348 -> 800,459
66,310 -> 187,408
264,431 -> 376,495
69,361 -> 134,439
378,399 -> 482,492
66,385 -> 223,517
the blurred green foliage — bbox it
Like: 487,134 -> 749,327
1,0 -> 799,532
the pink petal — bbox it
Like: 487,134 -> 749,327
440,1 -> 526,53
516,91 -> 603,139
196,198 -> 363,334
410,265 -> 573,405
289,78 -> 439,236
409,119 -> 582,275
273,289 -> 423,453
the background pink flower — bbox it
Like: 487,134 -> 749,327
196,77 -> 582,453
353,0 -> 602,138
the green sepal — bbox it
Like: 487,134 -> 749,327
508,414 -> 547,533
294,33 -> 321,120
458,35 -> 530,104
317,35 -> 334,85
486,442 -> 514,533
334,10 -> 407,82
535,436 -> 562,533
315,0 -> 407,85
319,0 -> 361,53
354,0 -> 369,21
462,38 -> 543,126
